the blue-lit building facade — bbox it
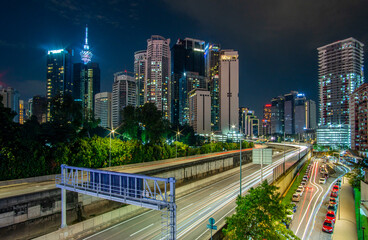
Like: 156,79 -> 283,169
205,43 -> 221,132
317,37 -> 364,148
46,49 -> 73,121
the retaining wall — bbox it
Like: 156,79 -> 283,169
0,150 -> 252,240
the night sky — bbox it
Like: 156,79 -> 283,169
1,0 -> 368,117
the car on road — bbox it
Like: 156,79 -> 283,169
319,177 -> 326,184
292,194 -> 300,202
329,198 -> 338,206
330,192 -> 338,198
302,176 -> 308,182
296,188 -> 303,196
327,204 -> 337,212
322,219 -> 334,233
336,179 -> 342,186
325,211 -> 336,223
333,185 -> 339,192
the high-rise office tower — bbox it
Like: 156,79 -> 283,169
112,71 -> 137,128
349,83 -> 368,155
239,108 -> 259,137
219,50 -> 239,134
239,107 -> 249,134
317,37 -> 364,147
46,49 -> 73,121
179,72 -> 206,124
261,104 -> 272,135
73,26 -> 100,119
0,86 -> 20,122
205,43 -> 221,132
27,98 -> 33,119
294,93 -> 306,134
171,38 -> 206,125
134,50 -> 147,108
95,92 -> 112,129
19,100 -> 24,124
145,35 -> 171,121
284,91 -> 298,135
318,37 -> 364,126
32,95 -> 47,124
305,100 -> 317,130
188,89 -> 211,134
271,96 -> 284,135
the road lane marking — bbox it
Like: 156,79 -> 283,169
180,203 -> 193,211
83,210 -> 154,239
130,223 -> 154,237
210,191 -> 219,196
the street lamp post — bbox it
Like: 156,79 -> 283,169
109,129 -> 115,168
284,131 -> 286,173
240,135 -> 242,196
176,131 -> 180,158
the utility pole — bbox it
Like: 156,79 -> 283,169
240,138 -> 242,196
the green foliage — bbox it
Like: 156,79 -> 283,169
0,95 -> 254,181
223,181 -> 299,240
346,168 -> 364,190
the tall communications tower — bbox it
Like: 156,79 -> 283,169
80,25 -> 93,64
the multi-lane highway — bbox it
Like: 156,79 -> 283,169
290,158 -> 349,240
82,144 -> 308,240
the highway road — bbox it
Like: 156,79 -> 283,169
290,158 -> 349,240
82,144 -> 308,240
0,148 -> 257,199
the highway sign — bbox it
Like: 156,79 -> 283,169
207,224 -> 218,230
209,217 -> 215,225
252,148 -> 273,164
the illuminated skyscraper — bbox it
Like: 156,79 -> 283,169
46,48 -> 73,121
271,96 -> 284,135
205,43 -> 221,132
134,50 -> 146,107
0,86 -> 20,122
318,37 -> 364,126
219,50 -> 239,134
112,71 -> 137,128
317,37 -> 364,148
261,104 -> 272,135
188,89 -> 211,134
145,35 -> 171,121
73,25 -> 100,119
95,92 -> 112,129
349,83 -> 368,156
171,38 -> 205,125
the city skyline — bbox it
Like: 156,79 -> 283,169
1,1 -> 368,117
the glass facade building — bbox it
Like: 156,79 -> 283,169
171,38 -> 206,125
316,124 -> 350,149
46,49 -> 73,121
317,37 -> 364,147
205,43 -> 221,132
146,35 -> 171,121
134,50 -> 147,108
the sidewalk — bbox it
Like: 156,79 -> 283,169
333,176 -> 358,240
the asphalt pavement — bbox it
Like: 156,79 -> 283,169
290,158 -> 350,240
81,146 -> 307,240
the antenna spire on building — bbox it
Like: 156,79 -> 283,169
80,24 -> 92,64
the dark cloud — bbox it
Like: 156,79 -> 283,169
45,0 -> 141,28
